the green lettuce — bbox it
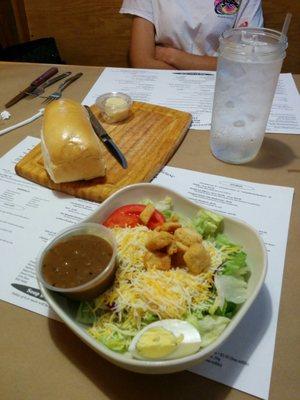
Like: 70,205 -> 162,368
215,234 -> 243,257
142,311 -> 159,324
88,312 -> 139,353
193,210 -> 224,239
145,197 -> 195,227
214,275 -> 248,309
215,233 -> 249,278
214,300 -> 238,319
222,252 -> 249,277
93,329 -> 130,353
142,196 -> 173,213
187,314 -> 230,347
76,301 -> 96,325
174,212 -> 194,228
87,312 -> 159,353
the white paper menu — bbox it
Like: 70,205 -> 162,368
153,167 -> 294,400
82,67 -> 300,134
0,137 -> 99,319
0,138 -> 294,399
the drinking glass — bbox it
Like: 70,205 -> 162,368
210,28 -> 287,164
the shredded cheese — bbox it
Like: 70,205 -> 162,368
92,226 -> 222,329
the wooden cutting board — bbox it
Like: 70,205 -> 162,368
15,101 -> 191,202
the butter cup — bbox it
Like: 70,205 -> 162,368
96,92 -> 132,123
36,223 -> 117,300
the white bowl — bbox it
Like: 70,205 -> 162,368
39,183 -> 267,374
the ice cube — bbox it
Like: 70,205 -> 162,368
246,114 -> 256,122
233,120 -> 245,127
225,101 -> 235,108
227,63 -> 247,79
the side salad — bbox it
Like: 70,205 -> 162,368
76,197 -> 250,359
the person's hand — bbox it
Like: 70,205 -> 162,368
155,44 -> 217,71
155,46 -> 179,65
130,17 -> 216,70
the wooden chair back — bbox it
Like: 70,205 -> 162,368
18,0 -> 131,67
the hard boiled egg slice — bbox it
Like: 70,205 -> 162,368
129,319 -> 201,361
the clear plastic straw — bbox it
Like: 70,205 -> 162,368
281,13 -> 292,39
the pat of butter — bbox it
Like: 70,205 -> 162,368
104,96 -> 130,123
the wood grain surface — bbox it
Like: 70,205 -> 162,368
15,101 -> 192,202
1,62 -> 300,400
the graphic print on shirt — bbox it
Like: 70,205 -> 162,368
214,0 -> 241,15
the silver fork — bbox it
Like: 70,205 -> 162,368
42,72 -> 83,104
25,72 -> 72,97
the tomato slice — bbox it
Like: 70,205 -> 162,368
102,204 -> 165,229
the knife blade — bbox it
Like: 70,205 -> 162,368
5,67 -> 59,108
84,105 -> 128,169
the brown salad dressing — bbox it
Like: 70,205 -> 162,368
42,234 -> 113,288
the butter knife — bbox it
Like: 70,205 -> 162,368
84,105 -> 128,169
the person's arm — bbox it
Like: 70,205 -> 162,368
129,17 -> 175,69
155,46 -> 217,71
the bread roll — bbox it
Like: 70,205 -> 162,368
41,98 -> 106,183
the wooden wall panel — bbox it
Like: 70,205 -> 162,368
263,0 -> 300,73
23,0 -> 131,67
0,0 -> 20,47
10,0 -> 30,43
9,0 -> 300,73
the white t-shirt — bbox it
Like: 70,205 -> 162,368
120,0 -> 263,56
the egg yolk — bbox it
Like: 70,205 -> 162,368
136,327 -> 183,359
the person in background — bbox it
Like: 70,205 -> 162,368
120,0 -> 263,70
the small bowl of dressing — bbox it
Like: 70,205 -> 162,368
36,223 -> 117,300
96,92 -> 132,123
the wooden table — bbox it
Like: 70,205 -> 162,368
0,62 -> 299,400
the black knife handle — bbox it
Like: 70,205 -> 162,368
5,92 -> 27,108
31,67 -> 58,87
106,140 -> 128,169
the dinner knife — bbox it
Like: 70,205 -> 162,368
26,71 -> 72,96
84,105 -> 128,169
5,67 -> 59,108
